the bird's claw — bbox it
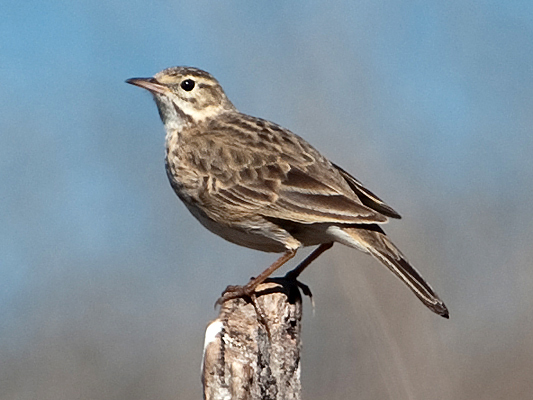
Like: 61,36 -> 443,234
215,284 -> 254,307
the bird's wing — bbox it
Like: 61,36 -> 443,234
259,164 -> 388,224
188,115 -> 392,225
331,163 -> 401,219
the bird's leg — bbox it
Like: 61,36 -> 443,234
285,242 -> 334,280
216,249 -> 297,305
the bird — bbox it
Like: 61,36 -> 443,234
126,66 -> 449,318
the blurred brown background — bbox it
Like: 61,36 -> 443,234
2,1 -> 532,399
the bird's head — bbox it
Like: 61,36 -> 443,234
126,66 -> 235,130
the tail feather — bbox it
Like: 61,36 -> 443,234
341,226 -> 449,318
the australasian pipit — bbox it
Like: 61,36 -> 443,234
126,66 -> 448,318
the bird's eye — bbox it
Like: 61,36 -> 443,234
180,79 -> 195,91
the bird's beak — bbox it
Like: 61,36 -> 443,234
125,77 -> 170,95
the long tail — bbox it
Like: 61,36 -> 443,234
340,225 -> 449,318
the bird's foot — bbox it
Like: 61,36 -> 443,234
215,282 -> 256,306
215,283 -> 271,335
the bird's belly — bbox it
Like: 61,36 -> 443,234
290,223 -> 334,247
183,202 -> 291,253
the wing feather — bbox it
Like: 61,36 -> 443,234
192,115 -> 395,225
332,163 -> 401,219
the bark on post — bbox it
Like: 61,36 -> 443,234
202,278 -> 304,400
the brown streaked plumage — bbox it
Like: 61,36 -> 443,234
126,66 -> 449,318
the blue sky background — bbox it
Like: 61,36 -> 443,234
2,1 -> 533,399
